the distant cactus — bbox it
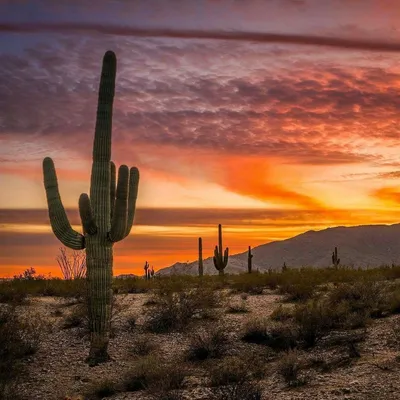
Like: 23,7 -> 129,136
198,237 -> 204,277
144,261 -> 149,280
282,262 -> 288,272
150,266 -> 155,278
247,246 -> 253,274
43,51 -> 139,365
213,224 -> 229,276
332,246 -> 340,268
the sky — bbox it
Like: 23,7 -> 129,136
1,0 -> 400,277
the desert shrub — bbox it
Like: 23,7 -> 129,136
210,382 -> 263,400
327,280 -> 387,318
270,305 -> 293,322
0,305 -> 41,398
294,299 -> 336,347
241,318 -> 298,351
62,304 -> 87,329
86,379 -> 117,399
277,349 -> 308,387
208,356 -> 250,387
130,336 -> 158,357
123,355 -> 188,393
226,300 -> 249,314
187,327 -> 228,361
278,281 -> 315,302
144,286 -> 222,333
0,284 -> 28,305
126,315 -> 137,331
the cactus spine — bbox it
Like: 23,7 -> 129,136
213,224 -> 229,276
247,246 -> 253,274
42,51 -> 139,365
332,246 -> 340,268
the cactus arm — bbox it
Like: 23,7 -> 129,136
109,165 -> 129,242
110,161 -> 116,220
43,157 -> 85,250
223,247 -> 229,266
122,166 -> 139,238
79,193 -> 97,235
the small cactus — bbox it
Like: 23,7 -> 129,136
150,266 -> 155,278
332,246 -> 340,268
198,237 -> 204,277
282,262 -> 288,272
247,246 -> 253,274
213,224 -> 229,276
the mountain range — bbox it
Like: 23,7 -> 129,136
157,223 -> 400,276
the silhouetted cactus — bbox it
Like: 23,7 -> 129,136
150,266 -> 155,278
213,224 -> 229,275
198,237 -> 204,277
43,51 -> 139,365
332,246 -> 340,268
282,262 -> 288,272
247,246 -> 253,274
144,261 -> 149,280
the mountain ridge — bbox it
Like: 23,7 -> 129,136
156,223 -> 400,276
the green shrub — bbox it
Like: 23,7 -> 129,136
241,318 -> 298,350
0,306 -> 41,398
187,327 -> 228,361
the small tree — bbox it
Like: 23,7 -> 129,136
56,247 -> 86,280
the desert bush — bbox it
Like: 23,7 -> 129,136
210,382 -> 263,400
124,355 -> 188,393
241,318 -> 298,351
0,283 -> 28,305
294,299 -> 335,347
226,299 -> 249,314
130,336 -> 158,357
86,379 -> 117,399
0,305 -> 41,398
327,280 -> 387,319
208,356 -> 250,387
62,304 -> 87,329
277,349 -> 308,387
187,327 -> 228,361
144,286 -> 222,333
278,281 -> 315,302
126,315 -> 137,331
270,305 -> 293,322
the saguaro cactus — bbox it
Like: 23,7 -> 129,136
144,261 -> 149,280
247,246 -> 253,274
213,224 -> 229,275
43,51 -> 139,365
198,237 -> 204,277
332,246 -> 340,268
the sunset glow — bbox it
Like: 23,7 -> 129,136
1,0 -> 400,277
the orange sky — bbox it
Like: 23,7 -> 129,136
1,1 -> 400,277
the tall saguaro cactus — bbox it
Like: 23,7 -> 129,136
332,246 -> 340,268
247,246 -> 253,274
43,51 -> 139,365
213,224 -> 229,275
198,237 -> 204,277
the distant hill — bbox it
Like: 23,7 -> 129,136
157,223 -> 400,276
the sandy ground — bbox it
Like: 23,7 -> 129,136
14,291 -> 400,400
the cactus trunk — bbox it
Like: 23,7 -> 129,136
248,246 -> 253,274
213,224 -> 229,275
198,237 -> 204,277
43,51 -> 139,365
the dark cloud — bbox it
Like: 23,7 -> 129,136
1,36 -> 399,168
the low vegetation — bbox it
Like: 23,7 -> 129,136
2,263 -> 400,398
